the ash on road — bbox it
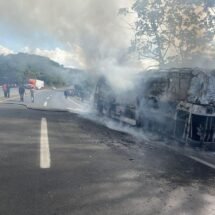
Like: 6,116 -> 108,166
0,92 -> 215,215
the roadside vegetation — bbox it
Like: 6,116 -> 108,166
0,53 -> 68,86
119,0 -> 215,68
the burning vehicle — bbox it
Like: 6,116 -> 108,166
94,76 -> 136,119
94,68 -> 215,150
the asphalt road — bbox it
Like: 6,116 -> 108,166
0,90 -> 215,215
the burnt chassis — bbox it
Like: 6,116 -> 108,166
175,103 -> 215,150
95,92 -> 215,149
135,100 -> 215,150
94,77 -> 136,119
94,69 -> 215,150
94,93 -> 135,119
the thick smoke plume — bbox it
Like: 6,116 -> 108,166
0,0 -> 134,69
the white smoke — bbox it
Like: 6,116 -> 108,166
22,47 -> 83,68
0,0 -> 136,70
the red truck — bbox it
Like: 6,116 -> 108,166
27,79 -> 44,89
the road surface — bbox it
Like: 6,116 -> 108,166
0,89 -> 215,215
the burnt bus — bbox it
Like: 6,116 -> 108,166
94,76 -> 136,119
175,102 -> 215,149
94,76 -> 116,116
94,68 -> 215,149
135,68 -> 193,133
136,68 -> 215,149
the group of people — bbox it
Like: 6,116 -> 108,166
1,84 -> 35,103
18,86 -> 34,102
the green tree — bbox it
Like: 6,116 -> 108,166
120,0 -> 215,67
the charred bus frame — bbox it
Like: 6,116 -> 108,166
94,68 -> 215,150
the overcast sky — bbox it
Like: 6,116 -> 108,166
0,0 -> 135,69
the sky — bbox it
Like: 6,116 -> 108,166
0,0 -> 214,71
0,0 -> 138,69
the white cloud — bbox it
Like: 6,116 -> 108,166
0,0 -> 136,71
0,43 -> 157,70
22,47 -> 84,68
0,45 -> 14,55
0,44 -> 85,68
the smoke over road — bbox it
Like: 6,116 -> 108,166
0,0 -> 136,71
1,1 -> 215,124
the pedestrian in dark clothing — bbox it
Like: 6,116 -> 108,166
19,86 -> 25,102
30,88 -> 34,103
64,90 -> 68,99
6,84 -> 10,98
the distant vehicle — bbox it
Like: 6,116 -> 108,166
28,79 -> 44,89
64,88 -> 75,98
94,68 -> 215,150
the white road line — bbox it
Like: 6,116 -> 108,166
68,98 -> 82,108
161,143 -> 215,170
44,101 -> 48,107
188,155 -> 215,170
40,118 -> 51,169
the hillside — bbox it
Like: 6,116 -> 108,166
0,53 -> 83,86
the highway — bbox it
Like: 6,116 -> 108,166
0,89 -> 215,215
3,89 -> 90,112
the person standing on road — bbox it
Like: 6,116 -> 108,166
30,88 -> 34,103
2,84 -> 7,98
6,84 -> 10,98
19,85 -> 25,102
64,90 -> 68,99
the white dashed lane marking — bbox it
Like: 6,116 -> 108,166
40,118 -> 51,169
43,101 -> 48,107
